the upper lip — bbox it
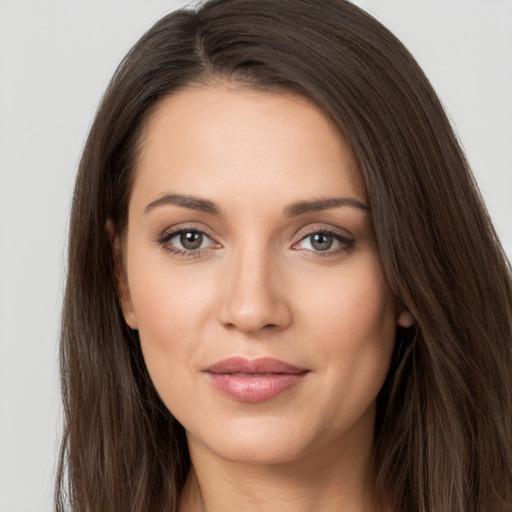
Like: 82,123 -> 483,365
204,357 -> 308,374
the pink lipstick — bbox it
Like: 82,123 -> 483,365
203,357 -> 309,403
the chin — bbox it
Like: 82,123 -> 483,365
187,414 -> 317,465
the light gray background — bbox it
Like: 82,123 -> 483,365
0,1 -> 510,511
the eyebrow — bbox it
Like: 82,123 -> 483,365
145,194 -> 221,215
283,197 -> 370,217
144,194 -> 370,216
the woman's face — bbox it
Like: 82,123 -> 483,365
119,85 -> 399,465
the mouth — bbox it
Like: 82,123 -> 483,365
203,357 -> 310,403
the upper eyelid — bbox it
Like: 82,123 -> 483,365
294,229 -> 354,249
167,230 -> 214,243
160,223 -> 216,238
294,223 -> 354,241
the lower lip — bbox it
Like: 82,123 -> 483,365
205,372 -> 309,403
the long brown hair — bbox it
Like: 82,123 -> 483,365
57,1 -> 512,510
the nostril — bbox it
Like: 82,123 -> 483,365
217,259 -> 292,332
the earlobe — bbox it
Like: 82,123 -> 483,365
397,309 -> 415,328
106,218 -> 138,330
119,286 -> 138,331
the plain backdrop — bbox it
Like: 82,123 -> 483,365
0,1 -> 511,511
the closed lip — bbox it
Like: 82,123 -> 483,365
203,356 -> 309,375
203,357 -> 310,403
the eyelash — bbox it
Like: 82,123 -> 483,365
156,225 -> 219,259
156,226 -> 355,259
292,227 -> 355,258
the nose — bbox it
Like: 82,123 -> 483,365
217,244 -> 292,333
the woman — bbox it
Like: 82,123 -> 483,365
56,0 -> 512,510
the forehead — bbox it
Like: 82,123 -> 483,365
131,84 -> 366,212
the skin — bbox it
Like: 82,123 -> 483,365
116,84 -> 411,511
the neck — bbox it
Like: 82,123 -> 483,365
179,428 -> 376,512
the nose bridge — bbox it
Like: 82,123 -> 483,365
218,236 -> 290,332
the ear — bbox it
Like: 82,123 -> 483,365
106,218 -> 138,330
397,309 -> 415,328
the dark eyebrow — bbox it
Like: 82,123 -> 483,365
144,193 -> 369,217
145,194 -> 221,215
283,197 -> 370,217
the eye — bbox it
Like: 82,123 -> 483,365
302,232 -> 337,251
173,230 -> 209,250
157,228 -> 218,256
293,229 -> 354,255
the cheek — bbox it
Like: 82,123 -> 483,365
129,234 -> 219,323
297,257 -> 397,412
300,257 -> 396,346
126,253 -> 217,385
